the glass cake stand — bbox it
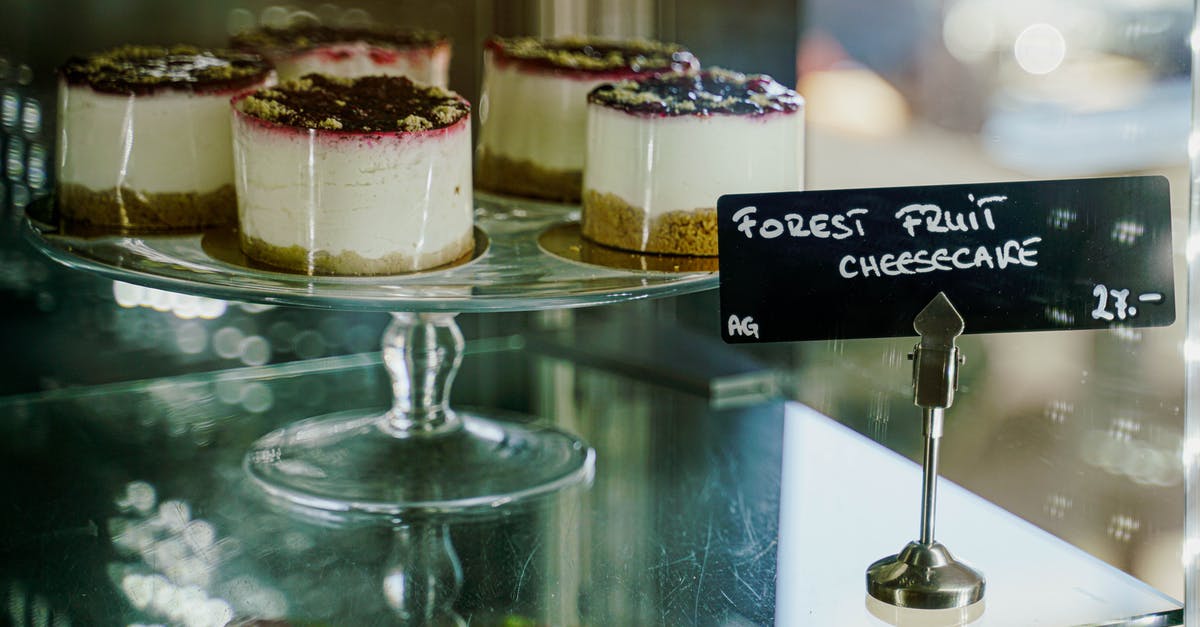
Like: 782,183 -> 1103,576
22,193 -> 718,520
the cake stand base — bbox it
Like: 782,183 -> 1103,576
245,408 -> 594,519
245,311 -> 593,521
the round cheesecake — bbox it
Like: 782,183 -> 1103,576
582,69 -> 804,256
232,24 -> 450,86
57,45 -> 274,230
476,36 -> 697,203
232,74 -> 473,275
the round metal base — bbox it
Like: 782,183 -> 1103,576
245,408 -> 595,522
866,541 -> 985,610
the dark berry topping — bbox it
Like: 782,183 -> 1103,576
485,36 -> 697,75
60,45 -> 272,95
236,74 -> 468,132
231,24 -> 447,52
588,68 -> 802,116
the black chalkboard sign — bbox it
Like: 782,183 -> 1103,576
718,176 -> 1174,343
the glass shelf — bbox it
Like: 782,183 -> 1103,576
22,193 -> 718,313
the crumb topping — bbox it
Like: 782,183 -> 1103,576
232,24 -> 447,52
588,68 -> 802,116
398,114 -> 432,131
60,45 -> 272,95
237,73 -> 468,132
486,36 -> 697,74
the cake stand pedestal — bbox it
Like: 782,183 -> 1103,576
245,310 -> 593,516
24,194 -> 718,521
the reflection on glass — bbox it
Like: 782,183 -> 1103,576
383,525 -> 465,626
25,143 -> 45,189
108,480 -> 292,625
10,183 -> 29,210
112,281 -> 228,320
866,595 -> 985,626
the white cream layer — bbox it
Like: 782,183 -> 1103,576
57,80 -> 269,194
583,104 -> 805,214
233,115 -> 473,262
477,52 -> 615,171
271,43 -> 450,87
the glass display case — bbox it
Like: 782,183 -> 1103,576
0,0 -> 1194,625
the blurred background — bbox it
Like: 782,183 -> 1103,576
0,0 -> 1191,617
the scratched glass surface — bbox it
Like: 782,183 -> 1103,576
0,344 -> 781,626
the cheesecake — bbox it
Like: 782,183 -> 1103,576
232,24 -> 450,86
57,45 -> 273,230
582,68 -> 804,256
476,36 -> 697,203
232,74 -> 473,275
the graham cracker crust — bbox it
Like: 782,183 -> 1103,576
240,229 -> 474,276
58,183 -> 236,230
475,149 -> 581,203
581,189 -> 718,256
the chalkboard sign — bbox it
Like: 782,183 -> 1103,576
718,176 -> 1174,343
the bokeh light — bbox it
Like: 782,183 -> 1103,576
1,90 -> 18,129
1014,22 -> 1067,75
6,135 -> 24,181
20,99 -> 39,135
943,0 -> 999,64
212,327 -> 245,359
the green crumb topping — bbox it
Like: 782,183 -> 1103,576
705,67 -> 745,82
430,104 -> 459,126
236,73 -> 468,132
398,115 -> 433,131
748,93 -> 775,109
239,96 -> 296,121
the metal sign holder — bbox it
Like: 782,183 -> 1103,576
866,292 -> 986,609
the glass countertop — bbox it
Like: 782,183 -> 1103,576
0,338 -> 782,626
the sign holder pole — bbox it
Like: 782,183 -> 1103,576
866,292 -> 986,609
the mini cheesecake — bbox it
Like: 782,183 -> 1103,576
57,45 -> 273,230
476,36 -> 697,203
583,69 -> 804,256
232,74 -> 473,275
232,24 -> 450,86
